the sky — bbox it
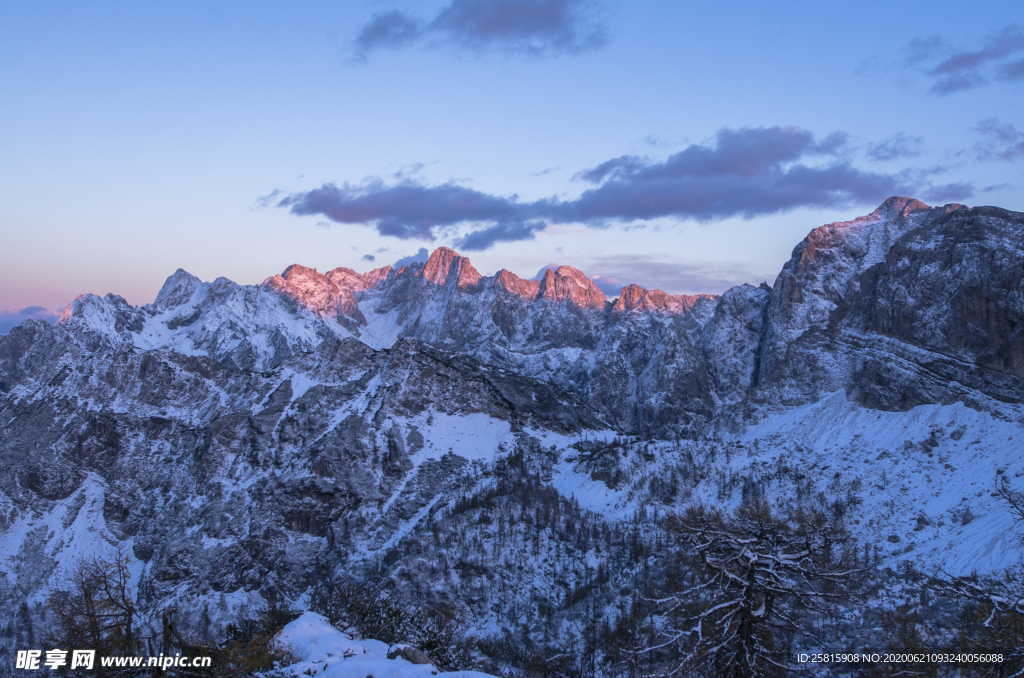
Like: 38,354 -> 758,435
2,0 -> 1021,331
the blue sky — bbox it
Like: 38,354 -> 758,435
2,0 -> 1021,323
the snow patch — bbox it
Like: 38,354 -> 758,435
273,612 -> 497,678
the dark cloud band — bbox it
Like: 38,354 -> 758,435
275,126 -> 974,250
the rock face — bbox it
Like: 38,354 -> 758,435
263,263 -> 393,328
1,197 -> 1023,670
753,198 -> 1024,409
536,265 -> 607,309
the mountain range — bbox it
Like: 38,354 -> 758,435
1,196 -> 1022,675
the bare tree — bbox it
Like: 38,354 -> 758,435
43,551 -> 161,677
640,502 -> 858,677
47,551 -> 141,659
927,476 -> 1024,675
308,574 -> 473,672
997,475 -> 1024,525
931,574 -> 1024,627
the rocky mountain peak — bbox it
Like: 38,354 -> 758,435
869,196 -> 932,221
421,247 -> 482,289
264,263 -> 368,318
611,283 -> 715,314
538,265 -> 607,309
361,265 -> 393,287
154,268 -> 203,311
494,269 -> 540,299
281,263 -> 319,279
324,266 -> 364,287
790,197 -> 942,277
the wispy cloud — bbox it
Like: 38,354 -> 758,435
895,25 -> 1024,95
866,132 -> 924,161
273,125 -> 974,251
353,0 -> 607,61
920,181 -> 975,203
972,118 -> 1024,161
354,11 -> 422,58
584,255 -> 766,295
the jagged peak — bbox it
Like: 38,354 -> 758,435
274,264 -> 384,292
797,198 -> 935,252
612,283 -> 647,310
538,265 -> 606,309
537,265 -> 591,286
155,268 -> 203,310
56,292 -> 141,340
795,196 -> 939,262
361,265 -> 392,286
611,283 -> 716,314
58,293 -> 100,323
868,196 -> 931,220
325,266 -> 366,287
552,265 -> 589,281
494,269 -> 540,299
422,247 -> 481,288
281,263 -> 321,279
263,263 -> 370,318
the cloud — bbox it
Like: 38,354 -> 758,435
972,118 -> 1024,161
901,35 -> 954,67
274,125 -> 973,250
999,58 -> 1024,81
585,255 -> 766,295
930,25 -> 1024,75
929,71 -> 986,95
866,133 -> 924,161
0,306 -> 58,335
361,254 -> 376,262
276,180 -> 536,240
574,154 -> 646,183
896,25 -> 1024,95
921,182 -> 975,203
354,11 -> 422,60
578,129 -> 850,184
255,189 -> 282,207
353,0 -> 606,60
457,220 -> 548,250
562,127 -> 905,223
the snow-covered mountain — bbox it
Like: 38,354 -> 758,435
1,197 -> 1022,675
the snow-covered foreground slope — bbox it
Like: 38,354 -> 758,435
510,391 -> 1024,577
273,613 -> 496,678
736,392 -> 1024,574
